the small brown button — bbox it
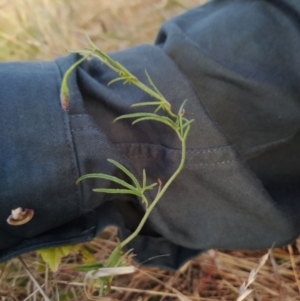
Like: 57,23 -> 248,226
7,207 -> 34,226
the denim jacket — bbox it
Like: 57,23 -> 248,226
1,0 -> 300,269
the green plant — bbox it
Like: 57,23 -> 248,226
59,39 -> 194,296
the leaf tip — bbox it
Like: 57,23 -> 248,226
60,94 -> 70,111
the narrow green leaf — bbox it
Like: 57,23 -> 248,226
178,98 -> 188,115
114,61 -> 135,77
141,196 -> 149,207
92,188 -> 141,196
106,241 -> 122,267
145,70 -> 163,97
142,169 -> 146,188
87,37 -> 116,66
76,173 -> 136,191
108,77 -> 125,86
60,56 -> 88,110
182,119 -> 195,129
107,159 -> 141,189
88,49 -> 120,74
132,117 -> 177,130
117,113 -> 175,125
154,104 -> 164,113
131,115 -> 174,124
75,262 -> 104,272
183,124 -> 192,140
114,112 -> 160,121
116,248 -> 134,267
131,101 -> 162,107
144,182 -> 158,190
179,115 -> 183,136
87,39 -> 135,83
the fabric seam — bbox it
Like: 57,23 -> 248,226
54,60 -> 81,216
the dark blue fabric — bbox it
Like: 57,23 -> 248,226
0,0 -> 299,269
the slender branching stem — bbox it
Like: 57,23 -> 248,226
120,133 -> 188,248
78,46 -> 176,117
59,41 -> 194,296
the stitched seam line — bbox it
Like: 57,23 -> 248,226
70,128 -> 234,153
69,114 -> 89,117
190,159 -> 239,166
115,143 -> 233,153
125,154 -> 239,165
55,61 -> 81,216
71,127 -> 99,131
243,134 -> 295,153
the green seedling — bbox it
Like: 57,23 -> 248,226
60,40 -> 194,296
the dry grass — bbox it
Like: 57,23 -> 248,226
1,227 -> 300,301
0,0 -> 205,61
1,0 -> 300,300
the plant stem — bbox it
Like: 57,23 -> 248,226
61,46 -> 194,280
85,50 -> 176,118
120,130 -> 189,249
60,55 -> 88,110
